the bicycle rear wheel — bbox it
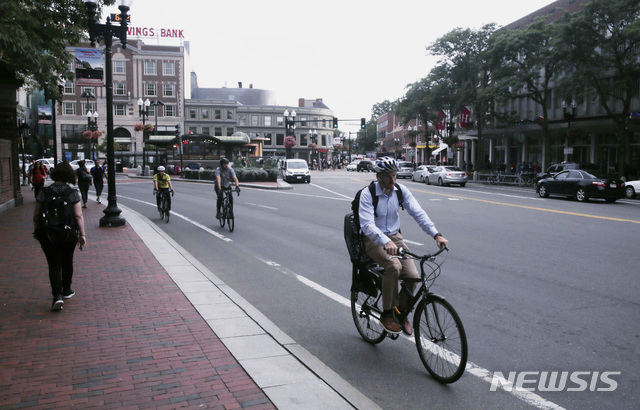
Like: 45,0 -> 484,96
351,290 -> 386,344
219,200 -> 226,227
164,204 -> 170,223
414,296 -> 467,383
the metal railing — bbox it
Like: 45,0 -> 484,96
477,172 -> 536,187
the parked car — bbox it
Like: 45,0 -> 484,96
346,160 -> 360,171
280,159 -> 311,183
396,161 -> 415,179
411,165 -> 435,182
427,166 -> 468,186
70,159 -> 95,171
536,162 -> 599,184
537,169 -> 625,202
623,179 -> 640,199
35,158 -> 56,169
357,158 -> 374,172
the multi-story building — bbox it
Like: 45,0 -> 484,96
57,39 -> 188,166
376,112 -> 430,162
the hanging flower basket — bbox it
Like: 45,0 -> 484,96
308,143 -> 317,149
284,136 -> 297,148
92,131 -> 103,139
82,130 -> 92,138
144,123 -> 154,132
134,123 -> 144,132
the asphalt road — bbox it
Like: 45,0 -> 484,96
112,171 -> 640,410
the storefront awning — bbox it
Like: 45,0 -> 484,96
215,132 -> 251,145
431,143 -> 448,155
145,135 -> 177,146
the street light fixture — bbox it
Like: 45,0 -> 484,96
20,122 -> 29,186
394,137 -> 400,159
563,100 -> 576,128
284,109 -> 296,158
137,97 -> 150,173
84,0 -> 132,227
309,129 -> 317,167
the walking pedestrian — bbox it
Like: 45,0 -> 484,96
91,160 -> 106,203
30,161 -> 48,199
75,160 -> 92,208
33,162 -> 86,311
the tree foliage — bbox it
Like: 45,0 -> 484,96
0,0 -> 114,100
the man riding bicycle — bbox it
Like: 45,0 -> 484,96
153,166 -> 174,212
215,158 -> 240,219
358,156 -> 449,335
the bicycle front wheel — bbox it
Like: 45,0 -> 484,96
351,290 -> 386,344
219,204 -> 226,227
414,296 -> 467,383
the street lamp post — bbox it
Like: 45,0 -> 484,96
151,100 -> 163,167
284,109 -> 296,159
563,100 -> 576,128
87,110 -> 98,160
20,122 -> 29,185
84,0 -> 131,227
394,138 -> 400,159
309,129 -> 317,167
137,97 -> 150,173
176,124 -> 183,174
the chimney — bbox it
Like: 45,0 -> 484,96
298,98 -> 305,107
238,82 -> 242,88
249,84 -> 253,88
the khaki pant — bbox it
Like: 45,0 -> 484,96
363,233 -> 420,311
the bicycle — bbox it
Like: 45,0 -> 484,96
218,185 -> 240,232
516,172 -> 533,187
344,213 -> 468,383
154,189 -> 172,223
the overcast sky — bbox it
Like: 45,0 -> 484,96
103,0 -> 555,133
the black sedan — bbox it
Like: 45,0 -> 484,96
537,169 -> 625,203
357,159 -> 374,172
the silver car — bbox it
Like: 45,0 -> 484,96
411,165 -> 435,182
427,166 -> 468,187
396,161 -> 415,179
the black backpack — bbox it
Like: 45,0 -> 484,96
39,187 -> 79,243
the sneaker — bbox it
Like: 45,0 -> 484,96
63,289 -> 75,299
379,312 -> 402,334
97,197 -> 101,203
82,204 -> 87,208
51,296 -> 64,311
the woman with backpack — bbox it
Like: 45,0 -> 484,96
75,160 -> 92,208
33,162 -> 86,312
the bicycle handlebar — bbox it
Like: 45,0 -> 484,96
398,246 -> 448,260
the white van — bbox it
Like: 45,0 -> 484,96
280,159 -> 311,183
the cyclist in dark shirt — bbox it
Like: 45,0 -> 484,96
215,158 -> 240,219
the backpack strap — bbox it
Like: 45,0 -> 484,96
395,183 -> 405,210
369,181 -> 404,216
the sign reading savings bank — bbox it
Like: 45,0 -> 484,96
127,26 -> 185,39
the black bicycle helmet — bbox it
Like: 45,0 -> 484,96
220,158 -> 229,165
373,156 -> 398,173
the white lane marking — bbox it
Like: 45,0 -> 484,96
402,239 -> 424,246
256,257 -> 565,410
119,195 -> 233,242
246,202 -> 278,210
310,183 -> 353,200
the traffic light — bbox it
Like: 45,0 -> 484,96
333,117 -> 338,128
360,118 -> 366,129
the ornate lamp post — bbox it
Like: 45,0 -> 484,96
20,122 -> 30,186
137,97 -> 150,173
309,129 -> 317,167
394,137 -> 400,159
563,100 -> 576,128
84,0 -> 131,227
86,110 -> 98,160
284,109 -> 296,158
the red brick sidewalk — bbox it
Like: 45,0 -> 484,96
0,188 -> 274,409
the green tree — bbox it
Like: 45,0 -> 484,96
487,18 -> 563,169
356,118 -> 378,152
371,100 -> 396,118
0,0 -> 115,99
557,0 -> 640,177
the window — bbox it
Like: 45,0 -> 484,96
164,104 -> 176,117
215,127 -> 222,136
264,133 -> 273,145
188,126 -> 197,134
276,134 -> 284,145
251,115 -> 259,126
82,103 -> 96,114
214,109 -> 221,120
321,135 -> 327,146
189,108 -> 196,119
201,109 -> 209,119
202,127 -> 210,136
238,114 -> 246,126
144,61 -> 157,75
113,60 -> 126,74
64,81 -> 74,94
301,134 -> 308,145
264,116 -> 272,127
163,83 -> 175,97
114,83 -> 126,95
276,116 -> 284,126
149,105 -> 157,116
163,62 -> 175,76
300,117 -> 308,127
226,127 -> 234,136
114,104 -> 127,116
227,110 -> 233,120
144,83 -> 157,96
63,102 -> 76,115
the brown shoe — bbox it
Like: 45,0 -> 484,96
380,313 -> 402,334
402,318 -> 413,336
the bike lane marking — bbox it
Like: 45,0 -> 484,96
119,196 -> 233,242
413,188 -> 640,225
255,256 -> 564,410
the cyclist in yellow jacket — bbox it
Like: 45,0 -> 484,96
153,166 -> 174,212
